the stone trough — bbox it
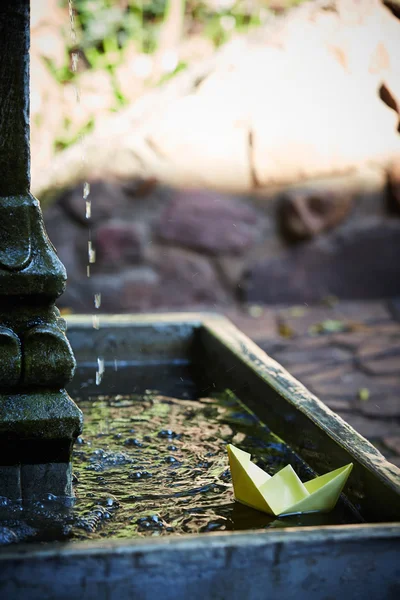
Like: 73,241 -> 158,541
0,313 -> 399,599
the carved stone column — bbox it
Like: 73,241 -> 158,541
0,0 -> 83,501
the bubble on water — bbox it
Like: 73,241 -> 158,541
124,438 -> 143,447
136,515 -> 163,530
165,456 -> 179,464
158,430 -> 179,439
89,448 -> 132,468
0,520 -> 39,546
74,505 -> 111,533
128,470 -> 152,481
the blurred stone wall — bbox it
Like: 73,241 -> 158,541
43,169 -> 400,313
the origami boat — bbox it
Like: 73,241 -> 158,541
227,444 -> 353,516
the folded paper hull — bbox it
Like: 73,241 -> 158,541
227,444 -> 353,517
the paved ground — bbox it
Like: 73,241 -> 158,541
225,299 -> 400,468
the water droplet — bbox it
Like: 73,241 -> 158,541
68,0 -> 77,43
85,200 -> 91,219
92,315 -> 100,330
96,357 -> 105,386
71,51 -> 79,72
83,181 -> 90,199
94,293 -> 101,309
88,241 -> 96,264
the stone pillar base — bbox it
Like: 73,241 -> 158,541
0,391 -> 83,501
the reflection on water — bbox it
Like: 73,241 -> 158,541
0,390 -> 360,545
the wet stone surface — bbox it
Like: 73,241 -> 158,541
0,390 -> 359,545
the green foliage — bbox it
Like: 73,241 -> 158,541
43,56 -> 74,84
60,0 -> 313,70
50,0 -> 310,149
157,60 -> 188,85
54,116 -> 95,152
68,0 -> 167,60
65,0 -> 282,65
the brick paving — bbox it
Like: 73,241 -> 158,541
226,299 -> 400,468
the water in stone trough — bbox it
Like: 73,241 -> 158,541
0,390 -> 360,545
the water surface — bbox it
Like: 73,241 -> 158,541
0,390 -> 360,545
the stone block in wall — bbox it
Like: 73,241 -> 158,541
95,220 -> 145,267
157,189 -> 262,255
278,187 -> 353,241
151,247 -> 227,307
216,256 -> 247,289
245,219 -> 400,304
57,269 -> 159,313
120,268 -> 160,312
61,181 -> 127,225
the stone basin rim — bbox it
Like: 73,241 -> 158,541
0,522 -> 399,560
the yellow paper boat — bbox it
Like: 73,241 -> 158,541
227,444 -> 353,516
